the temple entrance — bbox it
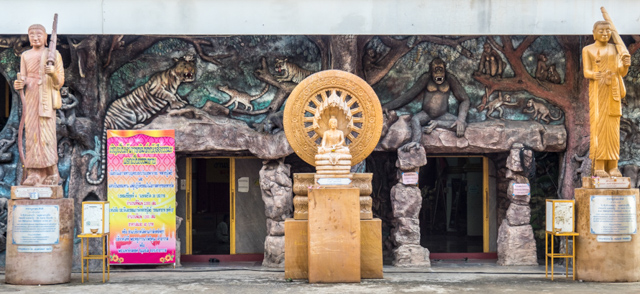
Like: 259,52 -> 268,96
184,157 -> 266,259
0,75 -> 11,131
419,156 -> 496,256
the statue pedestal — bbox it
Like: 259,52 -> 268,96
308,187 -> 361,283
575,184 -> 640,282
285,218 -> 383,280
285,173 -> 382,282
5,187 -> 74,285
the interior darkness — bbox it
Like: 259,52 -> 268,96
284,153 -> 315,174
365,152 -> 398,263
0,77 -> 10,131
191,158 -> 230,254
419,157 -> 483,253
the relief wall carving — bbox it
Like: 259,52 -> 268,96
1,33 -> 640,258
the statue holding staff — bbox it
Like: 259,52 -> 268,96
582,7 -> 631,178
13,16 -> 63,186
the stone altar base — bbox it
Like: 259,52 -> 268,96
308,187 -> 361,283
285,218 -> 383,280
575,187 -> 640,282
5,196 -> 74,285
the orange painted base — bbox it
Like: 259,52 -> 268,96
308,187 -> 361,283
575,188 -> 640,282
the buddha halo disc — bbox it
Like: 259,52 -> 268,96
283,70 -> 383,167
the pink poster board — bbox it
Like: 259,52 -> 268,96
107,130 -> 176,265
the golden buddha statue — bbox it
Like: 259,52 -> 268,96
316,116 -> 351,165
313,91 -> 354,176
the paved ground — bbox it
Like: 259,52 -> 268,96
1,260 -> 639,293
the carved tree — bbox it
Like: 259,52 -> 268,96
471,36 -> 588,198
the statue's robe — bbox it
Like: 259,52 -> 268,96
19,48 -> 63,168
585,43 -> 625,161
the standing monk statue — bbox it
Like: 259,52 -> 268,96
13,22 -> 64,186
582,10 -> 631,178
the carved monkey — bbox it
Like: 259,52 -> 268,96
57,87 -> 79,127
547,64 -> 561,84
485,92 -> 518,120
363,48 -> 383,79
476,42 -> 505,78
522,99 -> 562,123
535,53 -> 549,81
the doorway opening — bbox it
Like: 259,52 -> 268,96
0,76 -> 11,130
190,158 -> 230,254
183,157 -> 266,261
419,156 -> 491,254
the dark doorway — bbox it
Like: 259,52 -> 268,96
0,76 -> 11,130
419,157 -> 484,253
191,158 -> 230,254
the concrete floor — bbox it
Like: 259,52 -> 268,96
1,260 -> 638,293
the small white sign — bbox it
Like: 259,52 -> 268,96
12,205 -> 60,245
180,179 -> 187,190
590,195 -> 637,235
597,235 -> 632,242
402,172 -> 419,185
593,177 -> 630,189
18,246 -> 53,253
317,178 -> 352,186
238,177 -> 250,193
83,204 -> 104,234
14,187 -> 53,199
512,183 -> 530,196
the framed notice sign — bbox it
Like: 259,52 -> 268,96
107,130 -> 176,265
545,199 -> 575,233
590,195 -> 637,235
12,205 -> 60,245
82,201 -> 110,234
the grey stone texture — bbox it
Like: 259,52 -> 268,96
389,146 -> 430,267
418,120 -> 566,154
505,203 -> 531,226
497,144 -> 537,266
390,184 -> 422,219
266,219 -> 285,236
496,222 -> 538,266
396,143 -> 427,171
391,217 -> 421,245
262,236 -> 285,268
393,244 -> 431,267
259,160 -> 293,268
144,107 -> 293,160
379,115 -> 412,151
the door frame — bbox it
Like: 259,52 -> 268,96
185,157 -> 237,255
425,155 -> 492,253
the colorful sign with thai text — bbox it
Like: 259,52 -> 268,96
107,130 -> 176,265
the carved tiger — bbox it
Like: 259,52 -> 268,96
274,58 -> 313,83
85,55 -> 196,185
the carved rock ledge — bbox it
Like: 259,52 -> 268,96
376,120 -> 566,153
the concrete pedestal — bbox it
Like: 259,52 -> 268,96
575,188 -> 640,282
5,196 -> 74,285
285,219 -> 309,280
285,218 -> 383,280
308,187 -> 360,283
360,219 -> 383,279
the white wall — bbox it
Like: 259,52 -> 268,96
1,0 -> 639,35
